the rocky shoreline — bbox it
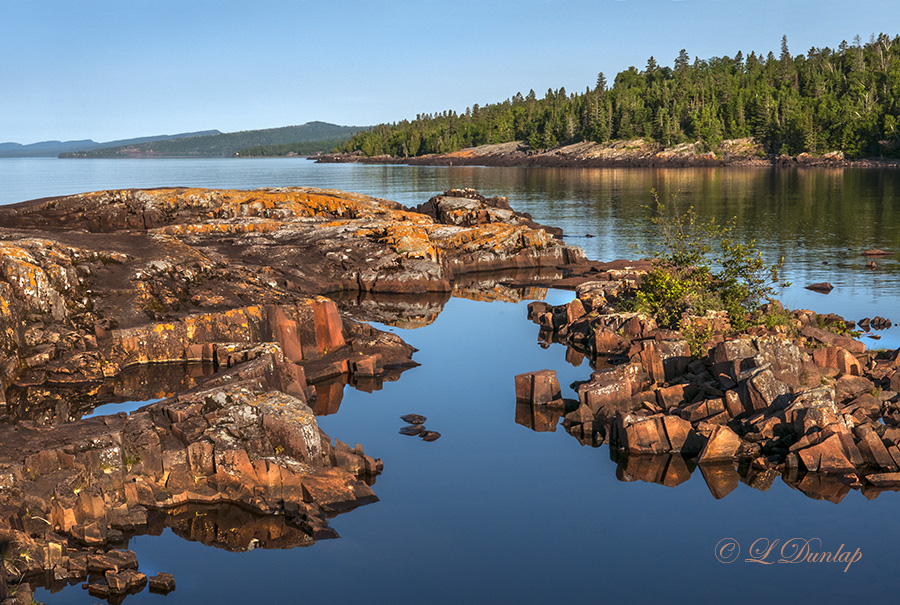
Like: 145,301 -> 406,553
0,186 -> 588,603
1,184 -> 897,602
516,277 -> 900,502
315,138 -> 900,169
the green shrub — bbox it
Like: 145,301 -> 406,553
632,190 -> 789,329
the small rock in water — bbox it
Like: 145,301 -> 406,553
866,260 -> 878,270
399,425 -> 425,436
420,431 -> 441,442
148,572 -> 176,594
585,233 -> 595,238
805,282 -> 834,293
866,334 -> 882,340
401,414 -> 426,425
871,316 -> 892,330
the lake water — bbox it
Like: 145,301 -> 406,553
2,158 -> 899,603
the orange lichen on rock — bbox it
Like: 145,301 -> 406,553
373,223 -> 441,261
436,223 -> 549,255
153,220 -> 284,236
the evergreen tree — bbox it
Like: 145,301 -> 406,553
338,33 -> 900,160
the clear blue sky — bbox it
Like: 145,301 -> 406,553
1,0 -> 896,143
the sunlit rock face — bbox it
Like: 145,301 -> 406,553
520,281 -> 900,503
0,186 -> 591,598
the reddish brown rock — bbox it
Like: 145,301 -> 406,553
514,370 -> 562,405
661,415 -> 706,454
149,572 -> 176,593
697,425 -> 741,462
615,413 -> 671,454
855,426 -> 898,471
797,435 -> 856,473
594,327 -> 628,353
631,340 -> 665,385
740,368 -> 790,412
578,364 -> 646,416
865,472 -> 900,487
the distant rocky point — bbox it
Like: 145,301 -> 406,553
316,138 -> 900,169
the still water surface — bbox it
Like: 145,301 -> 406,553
2,158 -> 899,603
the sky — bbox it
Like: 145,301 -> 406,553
1,0 -> 898,144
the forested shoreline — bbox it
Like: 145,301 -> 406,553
340,34 -> 900,159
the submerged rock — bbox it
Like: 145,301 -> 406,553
805,282 -> 834,293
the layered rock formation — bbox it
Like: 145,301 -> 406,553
522,276 -> 900,502
0,186 -> 584,602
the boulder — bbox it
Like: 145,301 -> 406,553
697,425 -> 741,462
614,413 -> 671,454
797,435 -> 856,473
514,370 -> 562,405
149,572 -> 177,593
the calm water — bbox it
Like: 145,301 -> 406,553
2,158 -> 899,603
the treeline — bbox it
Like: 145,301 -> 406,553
236,138 -> 350,157
341,34 -> 900,158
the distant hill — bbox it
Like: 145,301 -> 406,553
0,131 -> 221,158
235,138 -> 356,157
60,122 -> 366,158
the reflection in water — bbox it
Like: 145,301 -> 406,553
514,401 -> 564,432
32,502 -> 340,601
422,165 -> 900,347
3,362 -> 217,424
151,503 -> 319,552
330,267 -> 557,330
608,449 -> 870,503
311,364 -> 412,416
4,354 -> 415,423
331,291 -> 451,329
510,397 -> 900,503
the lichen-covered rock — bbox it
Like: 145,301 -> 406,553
0,356 -> 382,590
527,288 -> 900,500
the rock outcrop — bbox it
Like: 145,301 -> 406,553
0,186 -> 586,600
0,358 -> 383,599
521,274 -> 900,502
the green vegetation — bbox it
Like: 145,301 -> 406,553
61,122 -> 365,158
341,33 -> 900,158
236,138 -> 351,156
629,190 -> 789,331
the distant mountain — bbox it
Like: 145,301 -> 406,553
60,122 -> 366,158
0,131 -> 221,158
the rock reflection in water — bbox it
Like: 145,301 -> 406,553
150,503 -> 318,552
615,452 -> 697,489
610,450 -> 875,503
331,267 -> 557,330
331,291 -> 450,329
311,364 -> 410,416
451,267 -> 555,303
3,362 -> 217,425
515,400 -> 900,503
3,356 -> 412,423
514,401 -> 564,432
